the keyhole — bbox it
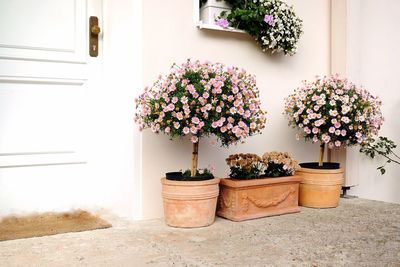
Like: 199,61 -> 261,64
92,44 -> 97,51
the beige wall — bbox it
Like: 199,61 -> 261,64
142,0 -> 332,218
346,0 -> 400,203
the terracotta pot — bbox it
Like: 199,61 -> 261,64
296,167 -> 344,208
217,176 -> 301,222
161,178 -> 220,228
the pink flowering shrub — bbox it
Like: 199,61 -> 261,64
284,75 -> 384,149
135,60 -> 267,147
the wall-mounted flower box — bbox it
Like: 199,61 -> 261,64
195,0 -> 304,55
195,0 -> 245,34
200,0 -> 230,24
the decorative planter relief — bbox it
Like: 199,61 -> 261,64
217,176 -> 301,221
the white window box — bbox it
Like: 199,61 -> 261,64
194,0 -> 246,34
200,0 -> 231,24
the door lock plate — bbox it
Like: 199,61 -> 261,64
89,16 -> 100,57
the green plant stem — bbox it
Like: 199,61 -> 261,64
391,150 -> 400,160
373,149 -> 400,165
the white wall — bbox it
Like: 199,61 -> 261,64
141,0 -> 332,219
347,0 -> 400,203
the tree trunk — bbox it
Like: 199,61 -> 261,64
319,142 -> 325,167
191,142 -> 199,177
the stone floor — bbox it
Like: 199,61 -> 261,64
0,198 -> 399,267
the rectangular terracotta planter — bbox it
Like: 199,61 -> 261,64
217,176 -> 301,221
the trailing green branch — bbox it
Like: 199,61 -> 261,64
360,136 -> 400,175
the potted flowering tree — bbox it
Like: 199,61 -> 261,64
217,152 -> 301,221
135,59 -> 266,227
284,75 -> 383,208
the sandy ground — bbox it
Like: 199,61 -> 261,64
0,198 -> 399,267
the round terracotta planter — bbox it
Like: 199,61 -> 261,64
161,178 -> 220,228
296,167 -> 344,208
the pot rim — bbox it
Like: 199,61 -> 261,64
161,177 -> 220,186
296,167 -> 344,174
220,175 -> 301,187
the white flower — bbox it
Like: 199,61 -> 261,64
329,110 -> 338,116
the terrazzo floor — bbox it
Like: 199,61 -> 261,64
1,198 -> 399,266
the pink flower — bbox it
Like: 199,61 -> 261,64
192,117 -> 200,124
264,14 -> 274,26
341,116 -> 350,124
314,119 -> 324,127
167,103 -> 175,111
164,127 -> 170,133
312,127 -> 319,134
334,122 -> 341,128
208,164 -> 216,173
334,140 -> 341,147
322,134 -> 331,143
215,18 -> 229,28
180,96 -> 188,104
211,122 -> 219,128
183,127 -> 190,135
238,121 -> 247,128
216,106 -> 222,113
190,126 -> 198,134
171,97 -> 178,104
341,130 -> 347,136
176,112 -> 183,120
186,84 -> 195,94
191,136 -> 199,143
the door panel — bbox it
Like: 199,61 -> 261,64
0,0 -> 87,63
0,0 -> 104,215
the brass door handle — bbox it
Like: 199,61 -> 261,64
91,25 -> 101,35
89,16 -> 101,57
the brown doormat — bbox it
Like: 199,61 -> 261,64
0,210 -> 112,242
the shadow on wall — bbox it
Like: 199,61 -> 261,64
198,29 -> 293,65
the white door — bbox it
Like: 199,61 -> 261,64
0,0 -> 108,216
